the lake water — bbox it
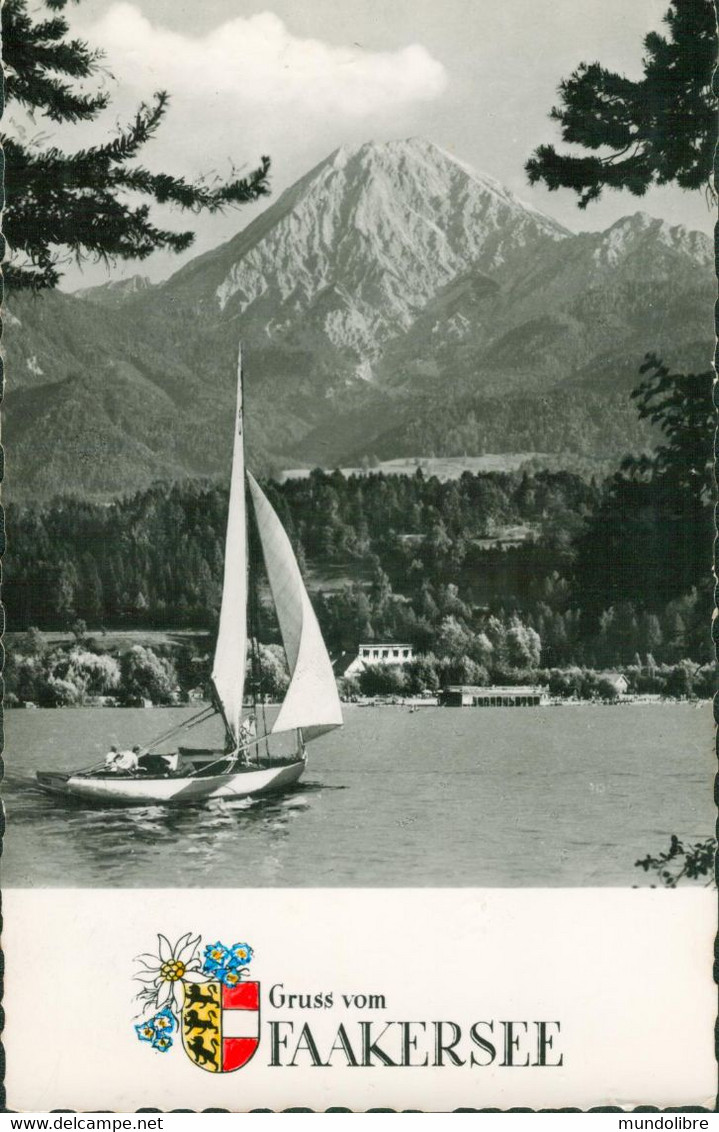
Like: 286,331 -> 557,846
2,703 -> 713,888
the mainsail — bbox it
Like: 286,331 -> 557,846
211,353 -> 249,743
247,472 -> 343,741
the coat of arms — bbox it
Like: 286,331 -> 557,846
133,934 -> 260,1072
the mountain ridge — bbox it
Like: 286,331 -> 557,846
6,137 -> 713,501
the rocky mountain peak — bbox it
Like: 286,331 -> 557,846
6,138 -> 713,502
164,137 -> 570,363
74,274 -> 154,306
601,211 -> 713,264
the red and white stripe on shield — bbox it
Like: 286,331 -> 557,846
221,981 -> 261,1072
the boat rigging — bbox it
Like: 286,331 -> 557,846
36,347 -> 343,805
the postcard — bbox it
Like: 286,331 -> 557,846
2,0 -> 716,1113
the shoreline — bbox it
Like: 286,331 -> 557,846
9,695 -> 709,711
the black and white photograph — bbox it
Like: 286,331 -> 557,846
2,2 -> 715,889
3,0 -> 718,1114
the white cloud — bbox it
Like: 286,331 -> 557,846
83,5 -> 447,118
51,3 -> 448,288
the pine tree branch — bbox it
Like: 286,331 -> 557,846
5,70 -> 109,123
3,1 -> 107,120
3,0 -> 272,289
526,0 -> 716,206
4,128 -> 270,287
526,145 -> 652,208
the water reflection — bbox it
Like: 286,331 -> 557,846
4,775 -> 343,886
3,704 -> 713,887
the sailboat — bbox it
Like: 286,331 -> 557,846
36,350 -> 343,806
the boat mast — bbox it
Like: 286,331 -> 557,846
210,343 -> 251,753
247,501 -> 271,763
235,348 -> 270,764
236,345 -> 261,757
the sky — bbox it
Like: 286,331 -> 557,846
33,0 -> 716,289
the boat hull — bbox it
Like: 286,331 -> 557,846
36,760 -> 305,806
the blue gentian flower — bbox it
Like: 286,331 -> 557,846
153,1007 -> 176,1033
203,941 -> 230,973
228,942 -> 253,968
219,967 -> 241,987
152,1032 -> 173,1052
135,1019 -> 157,1044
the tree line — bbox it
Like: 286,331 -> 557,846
5,624 -> 713,709
5,448 -> 712,675
5,627 -> 290,709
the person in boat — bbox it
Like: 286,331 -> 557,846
105,745 -> 139,774
236,714 -> 256,767
240,713 -> 256,741
136,748 -> 172,776
104,745 -> 119,770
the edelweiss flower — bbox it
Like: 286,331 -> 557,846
134,933 -> 211,1014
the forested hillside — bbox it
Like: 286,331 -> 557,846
6,466 -> 711,674
341,385 -> 655,466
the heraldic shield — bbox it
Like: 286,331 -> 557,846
181,979 -> 260,1073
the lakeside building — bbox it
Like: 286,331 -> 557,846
597,672 -> 630,696
335,642 -> 415,679
440,684 -> 549,707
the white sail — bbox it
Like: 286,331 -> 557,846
247,472 -> 343,741
211,352 -> 248,743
